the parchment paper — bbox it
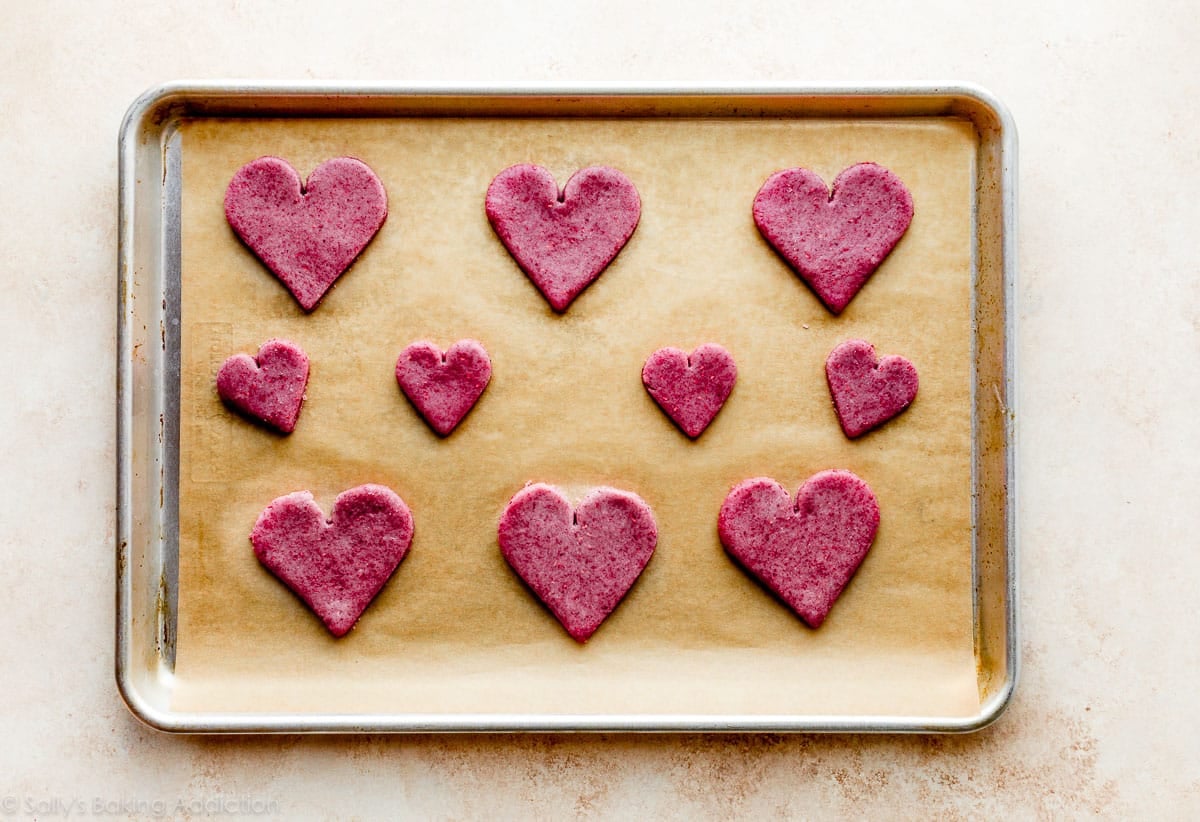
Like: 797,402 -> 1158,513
173,115 -> 981,717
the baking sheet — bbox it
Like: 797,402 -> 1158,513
172,114 -> 980,718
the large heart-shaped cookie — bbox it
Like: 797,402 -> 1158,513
498,484 -> 657,642
718,471 -> 879,627
642,344 -> 737,438
216,338 -> 310,433
225,156 -> 388,311
825,339 -> 919,438
752,162 -> 913,314
251,484 -> 413,637
395,339 -> 492,436
485,164 -> 641,311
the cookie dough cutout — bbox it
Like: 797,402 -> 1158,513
250,484 -> 414,637
825,339 -> 919,438
216,338 -> 310,434
753,162 -> 913,314
642,344 -> 737,438
499,483 -> 657,642
485,164 -> 641,311
394,339 -> 492,436
718,471 -> 880,628
225,156 -> 388,311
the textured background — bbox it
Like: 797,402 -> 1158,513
2,0 -> 1197,817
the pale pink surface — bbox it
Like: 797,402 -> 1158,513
395,340 -> 492,436
485,164 -> 641,311
825,339 -> 919,438
498,484 -> 657,642
642,344 -> 737,438
224,156 -> 388,311
752,162 -> 913,314
718,471 -> 879,628
215,338 -> 309,433
250,484 -> 413,637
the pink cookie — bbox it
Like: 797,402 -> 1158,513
718,471 -> 879,628
642,344 -> 737,438
251,484 -> 413,637
498,484 -> 657,642
225,156 -> 388,311
215,338 -> 310,433
485,164 -> 641,311
752,162 -> 914,314
395,340 -> 492,436
825,339 -> 919,438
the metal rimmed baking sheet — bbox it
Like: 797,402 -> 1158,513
117,83 -> 1017,733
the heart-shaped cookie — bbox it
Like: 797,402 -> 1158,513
251,484 -> 414,637
826,339 -> 919,438
752,162 -> 913,314
225,156 -> 388,311
642,344 -> 737,438
216,338 -> 310,433
499,484 -> 657,642
718,471 -> 879,627
485,164 -> 641,311
395,339 -> 492,436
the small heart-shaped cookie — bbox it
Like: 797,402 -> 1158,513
251,484 -> 414,637
642,344 -> 737,438
216,338 -> 310,433
499,484 -> 657,642
753,162 -> 913,313
825,339 -> 919,438
485,164 -> 641,311
225,156 -> 388,311
718,471 -> 879,628
395,340 -> 492,436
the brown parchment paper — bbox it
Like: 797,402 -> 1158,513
173,115 -> 981,718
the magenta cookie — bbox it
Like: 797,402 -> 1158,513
718,471 -> 879,628
752,162 -> 914,314
642,344 -> 737,438
215,338 -> 310,433
225,156 -> 388,311
498,483 -> 657,642
395,340 -> 492,436
251,484 -> 413,637
485,164 -> 641,311
826,339 -> 919,438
